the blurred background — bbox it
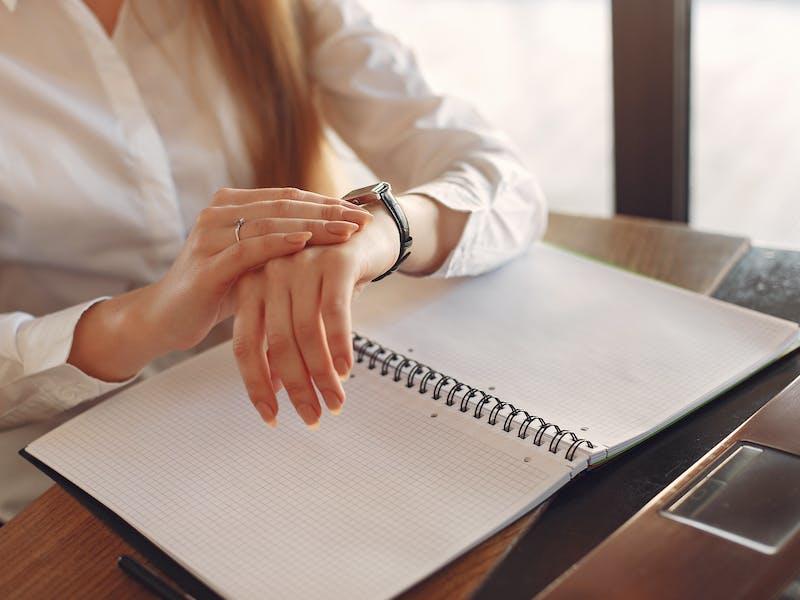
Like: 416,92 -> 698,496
345,0 -> 799,249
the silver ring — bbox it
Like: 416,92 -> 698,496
234,218 -> 246,243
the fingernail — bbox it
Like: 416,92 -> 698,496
321,389 -> 344,415
334,357 -> 350,381
343,208 -> 371,223
256,402 -> 277,428
285,231 -> 312,244
341,199 -> 365,209
297,404 -> 320,429
324,221 -> 358,236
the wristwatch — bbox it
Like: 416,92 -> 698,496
342,182 -> 412,282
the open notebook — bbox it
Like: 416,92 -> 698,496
23,245 -> 799,599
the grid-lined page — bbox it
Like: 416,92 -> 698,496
353,244 -> 799,455
27,344 -> 570,600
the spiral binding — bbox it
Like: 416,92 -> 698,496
352,333 -> 595,462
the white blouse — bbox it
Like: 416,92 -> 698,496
0,0 -> 546,519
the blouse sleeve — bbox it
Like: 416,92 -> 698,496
0,299 -> 134,429
306,0 -> 547,277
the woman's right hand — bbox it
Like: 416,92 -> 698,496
68,188 -> 370,383
147,188 -> 371,354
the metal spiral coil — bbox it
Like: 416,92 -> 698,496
352,333 -> 595,462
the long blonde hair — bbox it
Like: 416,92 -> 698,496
196,1 -> 333,193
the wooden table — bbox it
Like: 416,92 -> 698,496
0,213 -> 750,600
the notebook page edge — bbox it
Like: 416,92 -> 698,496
591,329 -> 800,465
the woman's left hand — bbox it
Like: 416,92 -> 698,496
231,205 -> 400,428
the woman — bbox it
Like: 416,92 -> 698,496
0,0 -> 546,521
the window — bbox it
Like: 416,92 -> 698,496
350,0 -> 614,216
691,0 -> 800,248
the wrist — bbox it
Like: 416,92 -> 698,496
362,202 -> 401,281
127,283 -> 178,357
135,280 -> 213,357
68,285 -> 166,382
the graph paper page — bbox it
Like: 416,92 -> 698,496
353,244 -> 799,455
27,343 -> 571,600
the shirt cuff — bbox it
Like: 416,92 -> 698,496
403,172 -> 546,278
14,297 -> 138,412
401,179 -> 488,278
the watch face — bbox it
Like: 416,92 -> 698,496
342,182 -> 390,205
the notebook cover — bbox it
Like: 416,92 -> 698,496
19,448 -> 221,600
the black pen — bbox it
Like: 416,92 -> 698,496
117,555 -> 194,600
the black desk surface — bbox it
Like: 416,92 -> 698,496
475,247 -> 800,600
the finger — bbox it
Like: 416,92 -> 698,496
265,272 -> 322,429
291,275 -> 345,415
210,232 -> 311,283
212,186 -> 369,210
320,261 -> 357,382
222,201 -> 372,229
201,215 -> 359,256
235,218 -> 358,247
232,294 -> 278,427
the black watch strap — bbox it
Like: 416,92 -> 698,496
342,182 -> 413,282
